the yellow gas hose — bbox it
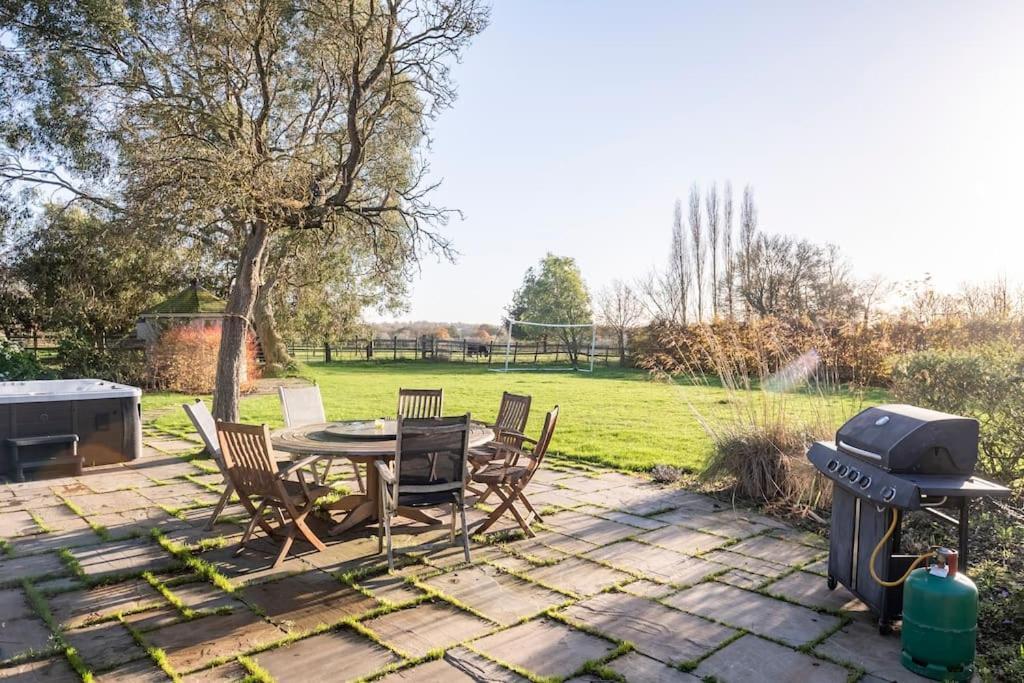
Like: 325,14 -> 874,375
869,508 -> 935,587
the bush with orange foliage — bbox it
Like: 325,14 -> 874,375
147,324 -> 260,393
636,317 -> 1024,387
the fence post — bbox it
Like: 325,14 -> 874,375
392,335 -> 398,360
324,341 -> 332,363
512,342 -> 518,364
366,338 -> 374,360
487,341 -> 493,365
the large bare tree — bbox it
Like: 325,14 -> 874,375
739,184 -> 758,317
705,183 -> 719,320
669,198 -> 691,324
0,0 -> 488,419
721,181 -> 734,320
688,184 -> 705,322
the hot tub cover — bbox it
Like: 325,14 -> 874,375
0,379 -> 142,404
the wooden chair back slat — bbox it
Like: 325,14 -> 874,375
494,392 -> 531,445
279,385 -> 326,427
216,422 -> 279,498
395,415 -> 471,494
397,388 -> 443,419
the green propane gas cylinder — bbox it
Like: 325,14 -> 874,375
901,548 -> 978,681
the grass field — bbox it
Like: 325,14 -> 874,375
146,361 -> 881,472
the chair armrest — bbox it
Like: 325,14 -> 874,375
278,454 -> 321,478
375,460 -> 396,484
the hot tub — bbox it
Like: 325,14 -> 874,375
0,379 -> 143,476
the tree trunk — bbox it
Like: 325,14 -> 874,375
618,329 -> 627,367
253,281 -> 292,368
213,222 -> 269,422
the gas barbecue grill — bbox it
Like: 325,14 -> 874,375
807,404 -> 1010,633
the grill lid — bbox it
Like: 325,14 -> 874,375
836,404 -> 978,475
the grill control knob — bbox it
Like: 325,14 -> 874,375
882,487 -> 896,502
838,465 -> 849,477
848,469 -> 860,482
859,476 -> 872,489
827,460 -> 839,472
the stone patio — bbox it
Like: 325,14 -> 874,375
0,423 -> 933,682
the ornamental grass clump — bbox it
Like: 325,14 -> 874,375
656,323 -> 863,513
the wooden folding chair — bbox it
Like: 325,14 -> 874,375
472,406 -> 559,538
279,385 -> 364,491
376,414 -> 473,570
468,392 -> 532,498
397,388 -> 443,418
216,421 -> 331,567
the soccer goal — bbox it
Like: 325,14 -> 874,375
492,319 -> 596,373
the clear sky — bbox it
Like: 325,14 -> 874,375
378,1 -> 1024,324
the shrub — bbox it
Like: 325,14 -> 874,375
637,316 -> 1024,387
0,339 -> 46,380
891,344 -> 1024,480
57,337 -> 146,384
147,325 -> 259,394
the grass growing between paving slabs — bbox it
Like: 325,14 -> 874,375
145,361 -> 879,472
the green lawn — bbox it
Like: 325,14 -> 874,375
147,361 -> 880,472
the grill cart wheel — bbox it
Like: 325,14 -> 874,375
878,620 -> 893,636
827,575 -> 837,591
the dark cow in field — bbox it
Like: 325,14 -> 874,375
466,342 -> 490,358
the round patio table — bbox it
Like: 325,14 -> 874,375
271,420 -> 494,536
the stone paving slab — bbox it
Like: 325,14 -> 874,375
253,629 -> 398,682
813,618 -> 935,683
699,549 -> 790,578
634,525 -> 731,555
0,551 -> 68,583
0,588 -> 32,620
65,620 -> 149,672
561,592 -> 736,665
619,579 -> 677,599
423,565 -> 567,626
663,582 -> 841,647
145,610 -> 285,673
0,616 -> 55,662
49,579 -> 163,629
239,570 -> 377,632
363,601 -> 495,658
544,511 -> 639,545
354,572 -> 426,606
606,652 -> 702,682
523,556 -> 631,597
715,568 -> 765,589
726,534 -> 823,567
763,570 -> 866,613
0,656 -> 80,682
180,661 -> 249,682
469,617 -> 616,678
694,634 -> 851,682
653,509 -> 777,539
93,658 -> 171,682
583,540 -> 725,586
378,646 -> 527,682
0,511 -> 42,538
70,539 -> 178,580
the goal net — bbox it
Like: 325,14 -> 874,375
492,319 -> 596,373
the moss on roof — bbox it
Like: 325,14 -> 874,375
141,285 -> 226,315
